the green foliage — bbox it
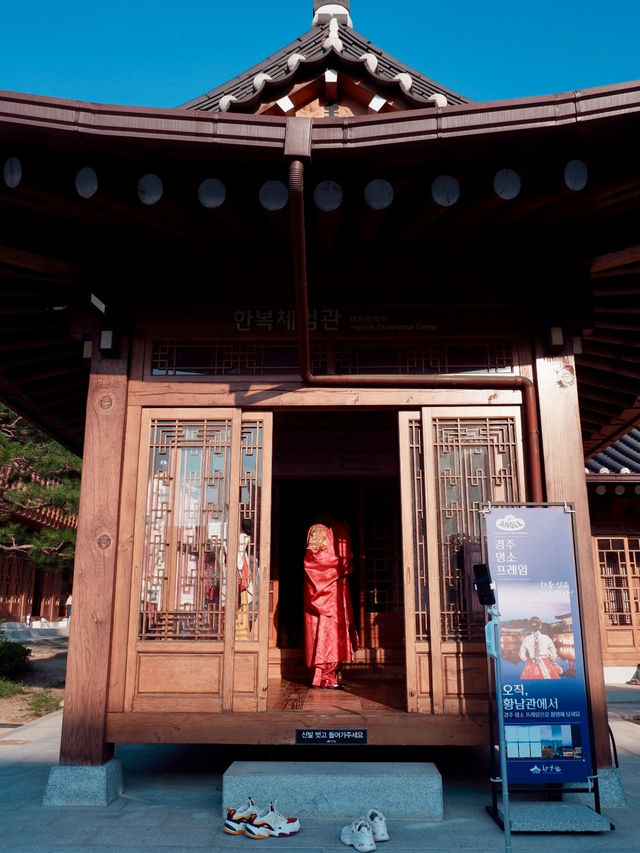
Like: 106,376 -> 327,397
28,690 -> 62,718
0,676 -> 27,698
0,638 -> 31,678
0,404 -> 80,571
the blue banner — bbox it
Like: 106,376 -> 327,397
485,505 -> 593,785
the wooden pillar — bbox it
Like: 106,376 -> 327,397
59,338 -> 128,766
534,348 -> 611,769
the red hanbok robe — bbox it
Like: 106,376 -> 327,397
303,520 -> 359,686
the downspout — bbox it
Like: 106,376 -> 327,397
289,159 -> 544,502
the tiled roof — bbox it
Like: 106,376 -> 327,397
585,428 -> 640,474
181,20 -> 469,112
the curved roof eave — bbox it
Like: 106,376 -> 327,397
2,79 -> 640,154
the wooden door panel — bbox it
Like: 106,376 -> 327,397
400,407 -> 525,716
123,409 -> 272,714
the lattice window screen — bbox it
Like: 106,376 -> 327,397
596,536 -> 640,627
139,417 -> 264,641
433,417 -> 520,641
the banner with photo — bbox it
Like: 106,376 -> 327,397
485,504 -> 593,785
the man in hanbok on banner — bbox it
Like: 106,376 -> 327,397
303,512 -> 359,689
519,616 -> 563,679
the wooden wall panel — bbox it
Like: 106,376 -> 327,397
136,654 -> 221,695
416,650 -> 432,711
233,652 -> 258,695
443,654 -> 488,696
604,628 -> 635,649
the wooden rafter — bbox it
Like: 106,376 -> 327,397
0,245 -> 81,281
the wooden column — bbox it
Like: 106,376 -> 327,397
59,338 -> 128,766
534,348 -> 611,769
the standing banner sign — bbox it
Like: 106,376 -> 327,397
484,504 -> 594,785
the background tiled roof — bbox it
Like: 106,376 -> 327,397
586,428 -> 640,473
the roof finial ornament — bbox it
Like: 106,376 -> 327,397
313,1 -> 353,28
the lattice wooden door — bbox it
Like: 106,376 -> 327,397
399,407 -> 525,714
126,409 -> 272,713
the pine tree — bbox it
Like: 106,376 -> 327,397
0,404 -> 80,572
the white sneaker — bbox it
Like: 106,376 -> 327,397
366,808 -> 389,842
341,818 -> 376,852
243,801 -> 301,838
223,796 -> 258,835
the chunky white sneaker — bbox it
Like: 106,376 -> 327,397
340,818 -> 376,852
366,808 -> 389,842
223,796 -> 258,835
243,801 -> 301,838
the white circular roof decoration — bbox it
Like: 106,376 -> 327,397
361,52 -> 378,74
219,95 -> 239,112
3,157 -> 22,188
198,178 -> 226,209
493,169 -> 521,200
314,180 -> 343,211
564,160 -> 588,191
137,174 -> 163,206
431,175 -> 460,207
253,73 -> 273,92
393,73 -> 413,93
259,180 -> 289,211
75,167 -> 98,199
364,179 -> 394,210
287,53 -> 306,72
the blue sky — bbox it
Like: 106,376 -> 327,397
1,1 -> 639,108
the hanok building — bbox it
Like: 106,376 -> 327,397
1,0 -> 640,792
586,430 -> 640,682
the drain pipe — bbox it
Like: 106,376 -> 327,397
289,159 -> 544,502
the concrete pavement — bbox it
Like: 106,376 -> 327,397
0,687 -> 638,852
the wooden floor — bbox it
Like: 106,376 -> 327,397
267,675 -> 406,713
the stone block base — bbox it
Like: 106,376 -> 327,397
43,759 -> 123,806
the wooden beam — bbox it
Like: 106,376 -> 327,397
106,710 -> 490,746
60,336 -> 128,766
535,348 -> 610,769
591,244 -> 640,275
0,245 -> 81,280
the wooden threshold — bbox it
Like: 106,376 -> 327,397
267,676 -> 406,713
106,706 -> 489,747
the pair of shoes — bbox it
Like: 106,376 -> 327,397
224,797 -> 301,839
341,809 -> 389,851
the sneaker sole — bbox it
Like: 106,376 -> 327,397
340,830 -> 376,851
245,827 -> 300,839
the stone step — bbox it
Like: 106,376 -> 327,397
496,801 -> 612,832
223,761 -> 443,821
2,624 -> 69,641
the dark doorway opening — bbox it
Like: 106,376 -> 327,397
270,411 -> 405,711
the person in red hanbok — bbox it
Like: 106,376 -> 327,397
519,616 -> 563,679
303,515 -> 359,688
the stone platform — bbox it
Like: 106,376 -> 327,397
222,761 -> 443,821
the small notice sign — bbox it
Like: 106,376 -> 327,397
296,729 -> 367,745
